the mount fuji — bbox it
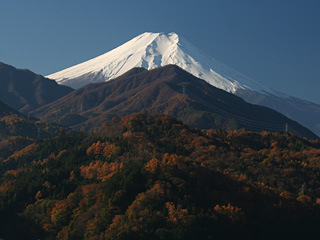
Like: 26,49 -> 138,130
47,32 -> 320,136
47,32 -> 276,93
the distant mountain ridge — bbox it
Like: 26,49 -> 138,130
34,65 -> 318,140
0,62 -> 73,113
236,89 -> 320,137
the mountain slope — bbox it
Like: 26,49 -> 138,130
47,32 -> 276,95
0,62 -> 73,113
0,100 -> 67,140
0,100 -> 18,117
236,89 -> 320,137
35,65 -> 318,139
46,32 -> 320,136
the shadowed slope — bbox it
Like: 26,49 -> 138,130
0,62 -> 73,113
33,65 -> 318,139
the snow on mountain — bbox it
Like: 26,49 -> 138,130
45,32 -> 320,137
46,32 -> 279,96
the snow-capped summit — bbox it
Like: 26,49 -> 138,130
46,32 -> 277,95
46,32 -> 320,136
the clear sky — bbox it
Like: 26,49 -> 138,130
1,0 -> 319,103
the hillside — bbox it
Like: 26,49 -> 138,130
237,89 -> 320,137
0,100 -> 17,117
0,100 -> 67,141
0,100 -> 70,164
34,65 -> 318,140
0,62 -> 73,113
1,113 -> 320,239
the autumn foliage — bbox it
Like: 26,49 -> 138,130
1,113 -> 320,239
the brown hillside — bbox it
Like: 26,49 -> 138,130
31,65 -> 318,139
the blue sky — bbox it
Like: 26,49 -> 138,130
1,0 -> 320,103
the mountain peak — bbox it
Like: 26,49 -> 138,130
46,32 -> 276,95
139,31 -> 179,38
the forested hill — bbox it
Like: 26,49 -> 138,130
0,100 -> 69,163
31,65 -> 318,140
0,100 -> 67,141
1,113 -> 320,239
